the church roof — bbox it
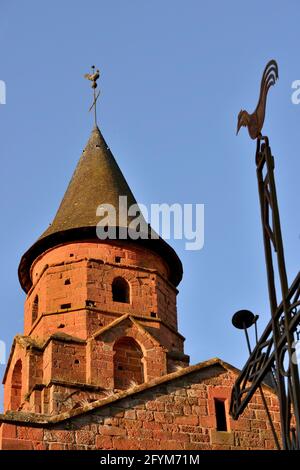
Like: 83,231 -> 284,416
18,126 -> 183,292
41,127 -> 138,236
0,358 -> 278,426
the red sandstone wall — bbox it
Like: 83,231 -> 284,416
24,242 -> 178,344
88,317 -> 167,389
3,316 -> 174,414
31,243 -> 170,281
0,366 -> 280,450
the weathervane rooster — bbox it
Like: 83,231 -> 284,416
84,65 -> 101,126
84,65 -> 100,89
236,60 -> 279,139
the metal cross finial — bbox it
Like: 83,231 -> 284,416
84,65 -> 100,127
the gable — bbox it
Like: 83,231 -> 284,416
92,314 -> 161,349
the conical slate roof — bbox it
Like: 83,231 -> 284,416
18,126 -> 183,292
41,127 -> 138,237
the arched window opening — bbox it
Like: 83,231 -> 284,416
112,277 -> 130,303
11,359 -> 22,410
113,337 -> 144,390
32,295 -> 39,325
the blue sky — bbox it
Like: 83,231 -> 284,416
0,1 -> 300,411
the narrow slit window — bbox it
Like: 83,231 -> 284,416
32,295 -> 39,325
214,399 -> 227,431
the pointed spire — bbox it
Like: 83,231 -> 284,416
18,127 -> 183,292
40,126 -> 138,238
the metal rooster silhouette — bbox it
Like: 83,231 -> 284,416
84,65 -> 101,126
237,60 -> 279,139
84,65 -> 100,89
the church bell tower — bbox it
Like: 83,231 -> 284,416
2,87 -> 189,414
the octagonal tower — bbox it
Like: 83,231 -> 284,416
2,125 -> 188,415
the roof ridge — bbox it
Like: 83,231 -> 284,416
0,357 -> 262,426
